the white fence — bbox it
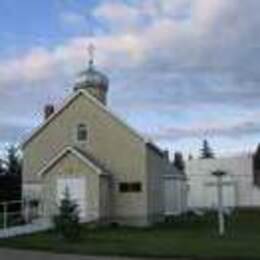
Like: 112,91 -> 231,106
0,218 -> 52,239
0,199 -> 52,239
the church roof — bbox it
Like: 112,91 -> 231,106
21,88 -> 165,157
21,89 -> 148,148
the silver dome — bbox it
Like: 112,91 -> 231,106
74,62 -> 109,92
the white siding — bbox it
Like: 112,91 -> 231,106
164,176 -> 187,215
186,155 -> 260,210
204,183 -> 236,209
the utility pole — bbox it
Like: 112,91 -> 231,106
212,170 -> 227,236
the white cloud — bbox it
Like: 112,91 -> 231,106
0,33 -> 146,88
1,0 -> 260,153
141,0 -> 192,19
94,2 -> 141,32
1,0 -> 260,96
0,48 -> 57,85
151,116 -> 260,142
1,0 -> 260,100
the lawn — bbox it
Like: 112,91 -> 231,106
0,210 -> 259,259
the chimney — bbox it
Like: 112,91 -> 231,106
44,104 -> 55,120
164,150 -> 170,161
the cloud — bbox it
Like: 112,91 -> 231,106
0,116 -> 35,143
1,0 -> 260,154
2,0 -> 259,90
1,0 -> 259,103
150,118 -> 260,142
0,48 -> 57,86
0,34 -> 146,90
94,2 -> 141,32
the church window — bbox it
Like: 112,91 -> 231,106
119,182 -> 142,193
77,124 -> 88,142
119,183 -> 129,193
131,182 -> 142,192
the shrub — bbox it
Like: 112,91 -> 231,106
53,188 -> 81,241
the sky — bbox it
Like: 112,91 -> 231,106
0,0 -> 260,158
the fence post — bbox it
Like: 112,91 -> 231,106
37,200 -> 42,219
3,202 -> 8,229
24,199 -> 30,223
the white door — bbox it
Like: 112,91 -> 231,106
57,177 -> 86,219
164,178 -> 182,215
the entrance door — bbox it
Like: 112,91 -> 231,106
57,177 -> 86,219
164,178 -> 183,215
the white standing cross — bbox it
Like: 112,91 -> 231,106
212,170 -> 227,236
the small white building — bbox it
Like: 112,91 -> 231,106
186,155 -> 260,211
164,166 -> 188,216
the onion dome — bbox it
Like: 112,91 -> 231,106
74,44 -> 109,105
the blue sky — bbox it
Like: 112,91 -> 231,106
1,0 -> 260,158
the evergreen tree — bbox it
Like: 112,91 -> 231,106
200,139 -> 215,159
53,188 -> 81,241
0,159 -> 6,175
173,152 -> 185,172
0,146 -> 22,203
6,146 -> 22,177
253,144 -> 260,186
253,144 -> 260,167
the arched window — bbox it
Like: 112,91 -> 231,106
77,124 -> 88,142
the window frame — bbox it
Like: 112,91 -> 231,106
75,123 -> 88,143
131,182 -> 142,192
119,182 -> 129,193
119,182 -> 142,193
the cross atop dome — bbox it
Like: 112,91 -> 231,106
74,42 -> 109,105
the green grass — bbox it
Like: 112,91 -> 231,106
0,210 -> 259,259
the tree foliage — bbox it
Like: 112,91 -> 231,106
0,145 -> 22,203
200,139 -> 215,159
53,188 -> 81,241
0,160 -> 6,175
6,145 -> 22,177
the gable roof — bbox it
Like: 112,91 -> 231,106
73,147 -> 113,175
37,146 -> 106,177
21,89 -> 148,149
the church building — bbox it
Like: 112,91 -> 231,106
21,47 -> 179,226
